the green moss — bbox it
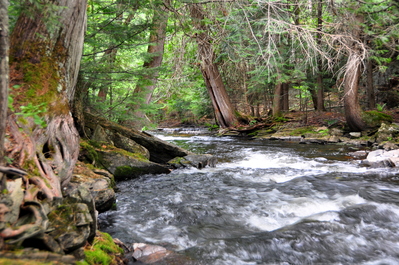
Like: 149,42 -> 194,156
289,126 -> 316,136
363,111 -> 393,128
114,165 -> 145,179
10,38 -> 70,117
81,231 -> 123,265
80,140 -> 100,164
112,149 -> 147,161
274,116 -> 289,122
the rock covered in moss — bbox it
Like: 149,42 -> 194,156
376,122 -> 399,142
98,150 -> 171,180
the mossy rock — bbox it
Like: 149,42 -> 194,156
78,231 -> 124,265
363,111 -> 393,128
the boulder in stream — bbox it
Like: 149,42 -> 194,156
362,149 -> 399,167
167,154 -> 217,169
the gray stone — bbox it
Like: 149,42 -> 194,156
62,184 -> 97,244
91,125 -> 113,144
349,132 -> 362,138
379,142 -> 399,151
71,163 -> 116,213
132,243 -> 172,264
168,154 -> 217,169
330,128 -> 343,136
111,133 -> 150,160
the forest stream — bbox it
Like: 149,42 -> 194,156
99,132 -> 399,265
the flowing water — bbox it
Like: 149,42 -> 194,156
99,132 -> 399,264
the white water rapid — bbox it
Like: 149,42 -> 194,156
99,132 -> 399,264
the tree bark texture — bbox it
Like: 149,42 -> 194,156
2,0 -> 87,247
10,0 -> 86,103
366,59 -> 376,109
344,52 -> 367,131
190,4 -> 238,128
0,0 -> 9,190
272,82 -> 282,116
8,0 -> 86,194
281,83 -> 289,111
343,12 -> 367,132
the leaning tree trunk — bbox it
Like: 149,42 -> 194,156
344,52 -> 367,132
2,0 -> 86,242
190,4 -> 238,128
343,11 -> 367,132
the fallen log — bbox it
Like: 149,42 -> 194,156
84,112 -> 190,164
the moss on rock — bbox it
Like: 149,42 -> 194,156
77,231 -> 124,265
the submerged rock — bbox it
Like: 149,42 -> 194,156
168,154 -> 217,169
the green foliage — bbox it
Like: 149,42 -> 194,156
205,123 -> 219,131
376,103 -> 386,112
15,103 -> 47,128
4,156 -> 14,165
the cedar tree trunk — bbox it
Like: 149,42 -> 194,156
343,12 -> 367,132
344,52 -> 367,131
2,0 -> 87,242
190,4 -> 238,128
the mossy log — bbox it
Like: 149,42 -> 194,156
84,112 -> 190,163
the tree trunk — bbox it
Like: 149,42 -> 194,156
281,82 -> 289,111
0,0 -> 9,191
316,73 -> 325,111
2,0 -> 87,244
366,59 -> 376,109
8,0 -> 86,193
344,52 -> 367,131
134,5 -> 168,106
190,4 -> 237,128
315,0 -> 325,112
343,11 -> 367,132
272,82 -> 282,116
